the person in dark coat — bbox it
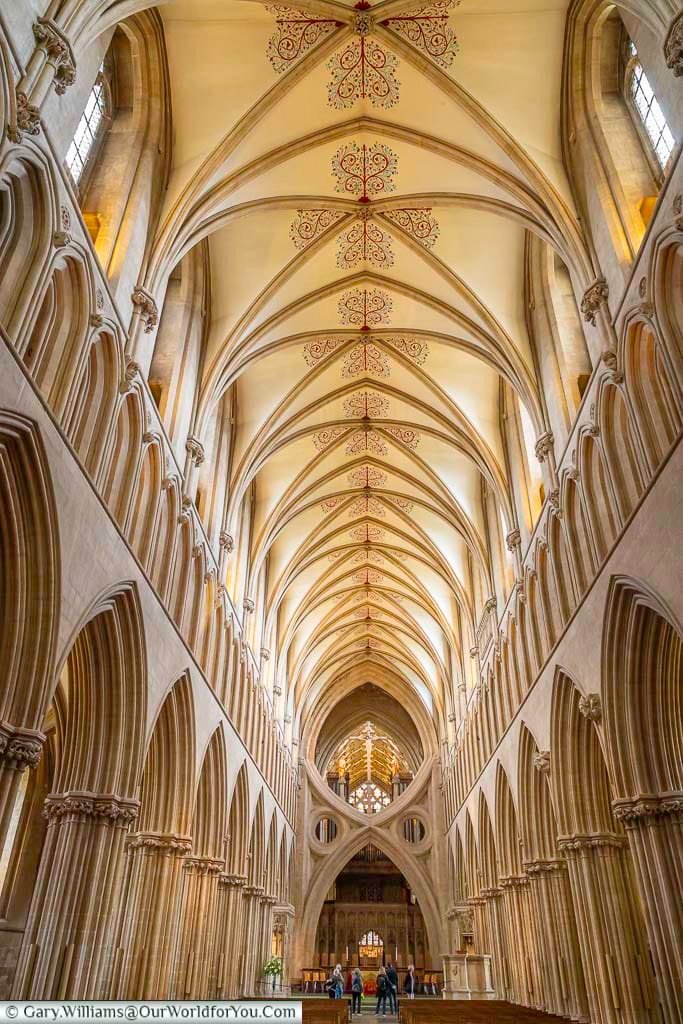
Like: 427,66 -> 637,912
404,964 -> 417,999
385,961 -> 399,1014
375,966 -> 388,1016
351,968 -> 364,1016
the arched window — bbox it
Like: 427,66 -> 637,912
65,62 -> 111,190
624,40 -> 675,182
348,782 -> 390,814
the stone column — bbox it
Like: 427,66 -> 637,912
559,833 -> 657,1024
173,856 -> 224,999
470,893 -> 505,997
272,903 -> 295,995
612,794 -> 683,1024
12,792 -> 138,999
257,894 -> 277,994
525,859 -> 589,1022
12,18 -> 76,139
112,832 -> 192,999
239,885 -> 265,996
214,875 -> 247,998
0,724 -> 43,855
498,875 -> 539,1008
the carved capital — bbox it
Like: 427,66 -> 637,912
600,347 -> 623,384
185,435 -> 205,467
547,488 -> 562,518
131,287 -> 159,334
128,831 -> 193,855
34,20 -> 76,94
178,495 -> 193,525
581,277 -> 609,325
533,750 -> 550,774
220,873 -> 248,889
664,13 -> 683,77
578,693 -> 602,722
499,874 -> 530,891
558,832 -> 627,854
44,792 -> 139,826
243,597 -> 255,614
184,856 -> 224,876
469,646 -> 479,658
523,858 -> 566,876
219,530 -> 234,553
0,723 -> 45,770
612,792 -> 683,825
534,431 -> 554,463
505,528 -> 521,553
118,358 -> 140,394
260,647 -> 271,662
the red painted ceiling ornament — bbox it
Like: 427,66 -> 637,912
345,429 -> 388,456
384,335 -> 430,365
267,5 -> 342,74
383,0 -> 460,69
336,211 -> 394,269
332,142 -> 398,202
342,339 -> 391,378
353,565 -> 385,582
302,336 -> 345,367
353,605 -> 382,619
351,525 -> 385,544
320,496 -> 346,512
290,209 -> 345,249
384,207 -> 440,248
355,637 -> 382,650
348,465 -> 387,488
312,425 -> 346,451
338,288 -> 393,330
343,389 -> 390,419
385,424 -> 421,449
348,494 -> 386,518
385,494 -> 415,512
327,34 -> 399,110
353,552 -> 385,568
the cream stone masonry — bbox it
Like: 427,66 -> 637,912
0,0 -> 682,1018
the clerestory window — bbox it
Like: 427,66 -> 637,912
65,64 -> 109,185
625,41 -> 675,175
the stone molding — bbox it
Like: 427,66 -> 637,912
220,873 -> 248,889
499,873 -> 530,890
533,750 -> 550,773
219,531 -> 234,553
505,528 -> 521,552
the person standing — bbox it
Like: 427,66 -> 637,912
333,963 -> 345,999
351,968 -> 364,1016
375,966 -> 388,1016
404,964 -> 417,999
385,960 -> 399,1014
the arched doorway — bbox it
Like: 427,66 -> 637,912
311,843 -> 431,987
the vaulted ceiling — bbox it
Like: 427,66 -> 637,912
156,0 -> 578,744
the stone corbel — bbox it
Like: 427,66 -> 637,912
580,277 -> 609,326
578,693 -> 602,722
533,750 -> 550,774
9,92 -> 41,142
664,13 -> 683,77
131,287 -> 159,335
0,722 -> 45,771
185,435 -> 205,468
601,348 -> 623,385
